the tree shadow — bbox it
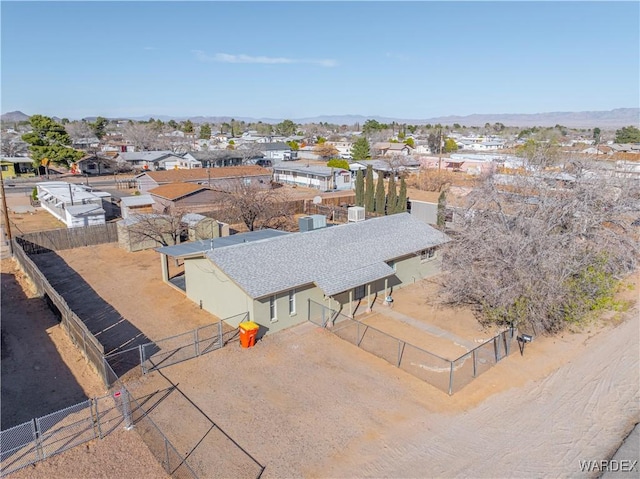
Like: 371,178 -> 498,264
1,272 -> 90,429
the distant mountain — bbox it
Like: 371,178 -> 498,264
4,108 -> 637,129
1,111 -> 30,122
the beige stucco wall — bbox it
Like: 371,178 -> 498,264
330,250 -> 443,316
184,258 -> 253,320
252,284 -> 324,335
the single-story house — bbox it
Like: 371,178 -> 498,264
373,142 -> 414,157
117,151 -> 201,171
351,158 -> 421,178
147,183 -> 220,213
120,194 -> 155,219
135,165 -> 272,194
190,151 -> 247,168
1,156 -> 35,179
36,182 -> 112,228
180,213 -> 449,335
73,155 -> 119,175
259,142 -> 296,161
273,164 -> 353,191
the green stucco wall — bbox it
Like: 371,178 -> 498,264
252,284 -> 324,335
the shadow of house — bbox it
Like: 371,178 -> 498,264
26,249 -> 157,377
1,273 -> 90,429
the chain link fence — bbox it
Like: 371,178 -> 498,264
308,299 -> 515,395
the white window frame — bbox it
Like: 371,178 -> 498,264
289,289 -> 296,315
420,247 -> 436,261
270,295 -> 277,322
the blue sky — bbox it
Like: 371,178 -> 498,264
1,1 -> 638,120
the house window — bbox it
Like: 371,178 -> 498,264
1,165 -> 8,171
289,289 -> 296,315
421,248 -> 436,261
270,295 -> 277,322
354,285 -> 366,300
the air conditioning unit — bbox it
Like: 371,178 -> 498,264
348,206 -> 365,223
299,216 -> 314,232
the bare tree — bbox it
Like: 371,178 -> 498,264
1,135 -> 27,157
122,122 -> 161,151
441,158 -> 639,335
124,212 -> 185,247
217,181 -> 294,231
64,121 -> 94,142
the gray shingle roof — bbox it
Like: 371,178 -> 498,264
207,212 -> 449,298
156,229 -> 290,258
273,164 -> 347,177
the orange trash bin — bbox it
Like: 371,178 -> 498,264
239,321 -> 260,348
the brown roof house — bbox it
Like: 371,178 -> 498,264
148,183 -> 219,214
135,165 -> 272,194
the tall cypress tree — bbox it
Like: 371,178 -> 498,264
437,190 -> 447,228
397,177 -> 407,213
355,169 -> 364,207
387,175 -> 397,215
365,165 -> 375,213
375,173 -> 386,214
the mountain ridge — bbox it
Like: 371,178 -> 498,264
2,108 -> 638,129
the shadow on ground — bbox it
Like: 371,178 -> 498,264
1,272 -> 89,429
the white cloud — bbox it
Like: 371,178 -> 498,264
192,50 -> 337,67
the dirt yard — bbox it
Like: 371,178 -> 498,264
0,258 -> 169,479
5,235 -> 639,478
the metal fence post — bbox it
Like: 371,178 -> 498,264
94,397 -> 104,439
218,321 -> 223,348
472,350 -> 477,378
397,340 -> 405,367
82,330 -> 87,358
139,344 -> 146,375
505,331 -> 511,356
493,337 -> 498,363
194,328 -> 200,356
448,362 -> 454,396
164,438 -> 171,473
121,389 -> 133,430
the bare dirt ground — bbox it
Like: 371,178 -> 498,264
4,221 -> 638,477
21,240 -> 640,477
0,258 -> 168,479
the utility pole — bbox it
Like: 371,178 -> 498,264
0,173 -> 13,255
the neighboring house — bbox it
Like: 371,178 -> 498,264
180,213 -> 449,335
1,156 -> 34,179
191,151 -> 247,168
580,145 -> 612,155
74,155 -> 119,175
259,142 -> 295,161
120,194 -> 155,219
161,152 -> 202,170
609,143 -> 640,154
148,182 -> 220,213
351,158 -> 421,177
327,140 -> 354,159
116,151 -> 184,171
457,140 -> 506,151
372,142 -> 414,157
135,165 -> 272,193
36,182 -> 111,228
273,164 -> 353,191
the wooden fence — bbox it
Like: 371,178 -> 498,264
12,240 -> 108,385
15,223 -> 118,254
